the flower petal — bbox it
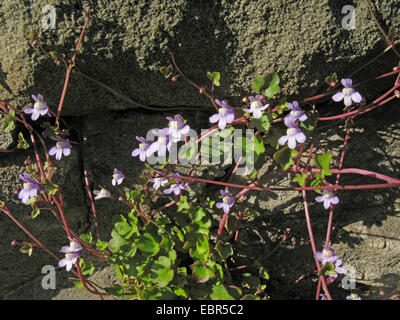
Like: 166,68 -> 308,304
332,92 -> 344,102
351,92 -> 362,103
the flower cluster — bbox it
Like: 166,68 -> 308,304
58,237 -> 83,272
132,114 -> 190,162
278,101 -> 307,149
315,245 -> 344,279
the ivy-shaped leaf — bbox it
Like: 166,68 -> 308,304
207,71 -> 221,87
273,146 -> 294,170
190,261 -> 215,283
316,153 -> 332,178
252,73 -> 280,98
210,284 -> 235,300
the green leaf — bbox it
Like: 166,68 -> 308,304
126,190 -> 141,202
189,206 -> 207,222
1,110 -> 16,132
80,233 -> 93,245
277,102 -> 290,115
249,114 -> 271,134
215,241 -> 233,260
252,73 -> 280,97
189,234 -> 210,261
31,207 -> 40,219
293,172 -> 308,187
96,239 -> 108,251
253,135 -> 265,156
138,233 -> 160,256
316,153 -> 332,178
207,71 -> 221,86
73,280 -> 83,288
174,287 -> 188,298
79,258 -> 95,276
151,256 -> 174,288
179,138 -> 197,161
265,128 -> 284,149
190,261 -> 215,283
310,172 -> 324,194
210,284 -> 235,300
104,285 -> 125,297
17,132 -> 29,149
177,195 -> 190,212
273,146 -> 294,170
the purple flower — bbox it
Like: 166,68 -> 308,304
58,250 -> 79,272
243,95 -> 269,119
209,99 -> 235,129
112,169 -> 125,186
328,258 -> 345,279
163,173 -> 188,195
49,136 -> 72,160
146,128 -> 171,158
285,101 -> 308,123
24,94 -> 49,121
166,114 -> 190,142
60,237 -> 83,253
150,177 -> 168,190
215,189 -> 235,214
278,116 -> 306,149
332,78 -> 362,107
315,245 -> 338,265
131,136 -> 151,162
346,293 -> 361,300
18,173 -> 42,205
93,188 -> 112,200
315,189 -> 339,210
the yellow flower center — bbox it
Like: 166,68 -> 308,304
34,101 -> 42,109
139,143 -> 146,150
287,128 -> 296,135
343,88 -> 352,95
169,120 -> 179,129
159,136 -> 166,144
219,107 -> 227,116
291,110 -> 300,118
250,100 -> 260,110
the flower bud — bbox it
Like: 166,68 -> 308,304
199,87 -> 205,94
291,237 -> 296,244
395,90 -> 400,98
24,157 -> 31,165
242,97 -> 249,103
393,66 -> 400,72
11,240 -> 17,246
330,80 -> 336,87
118,196 -> 124,201
171,74 -> 180,82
